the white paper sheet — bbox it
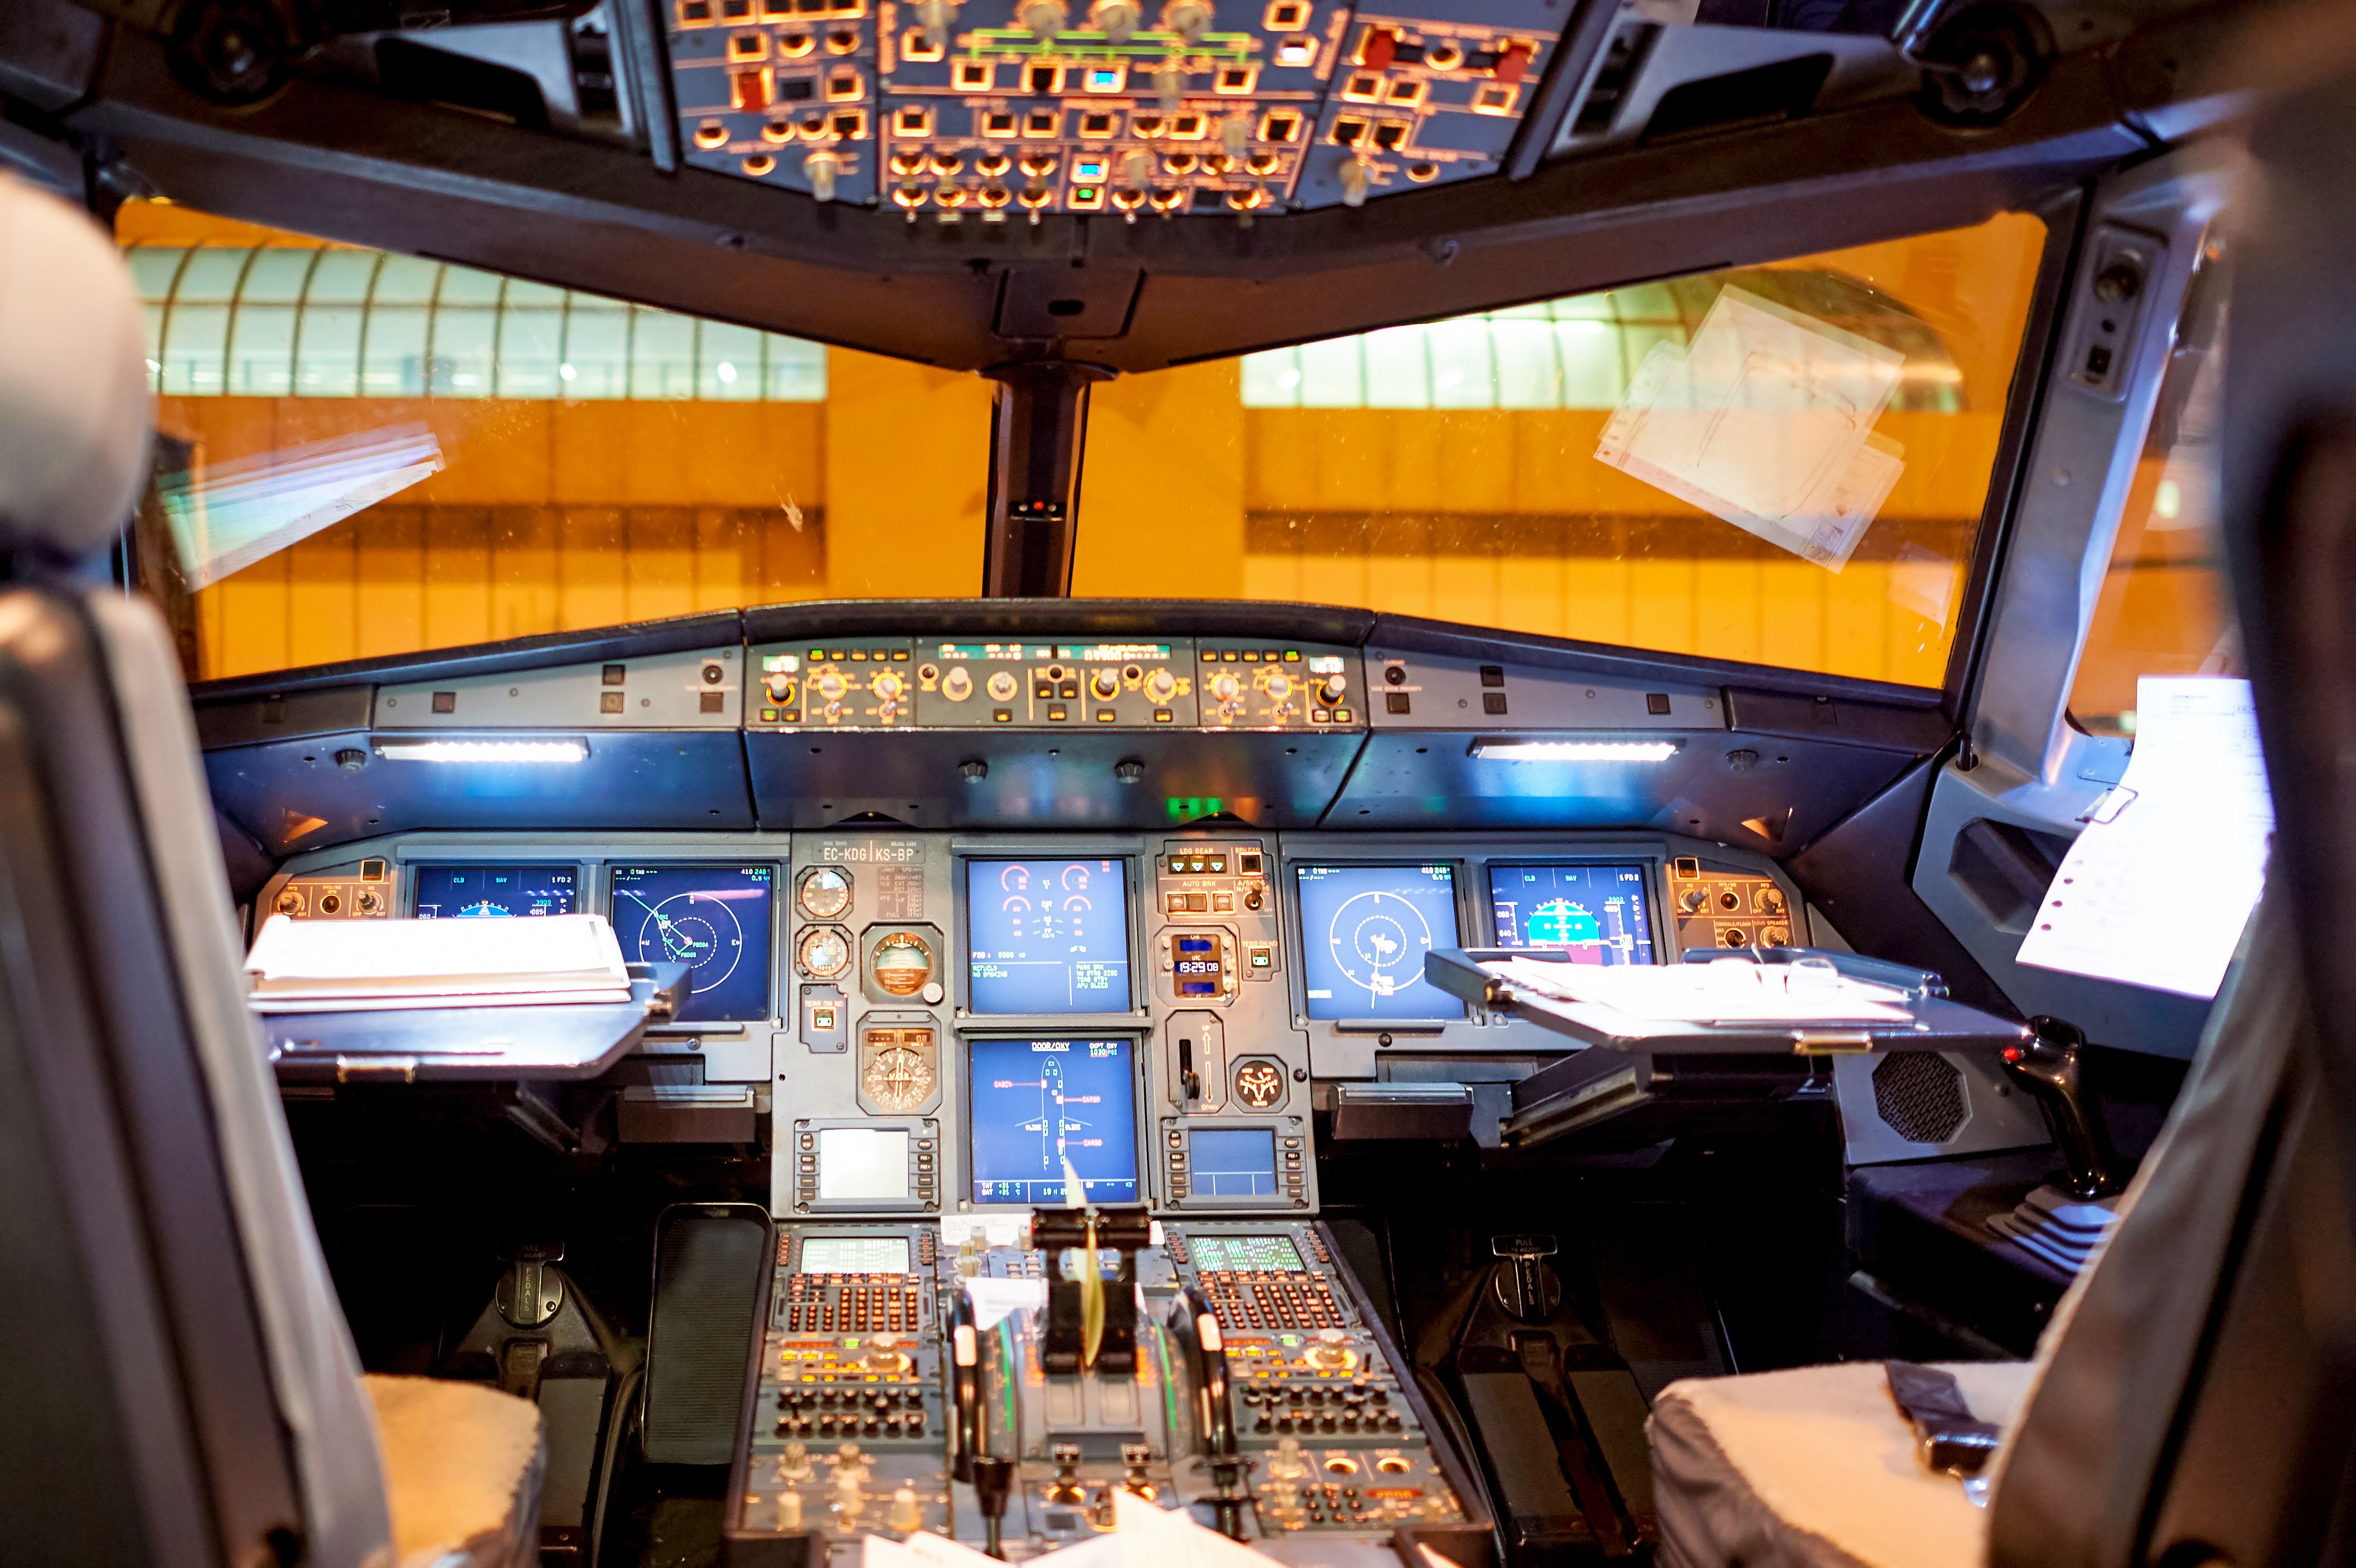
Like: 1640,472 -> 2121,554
962,1277 -> 1048,1330
1493,952 -> 1913,1026
2016,676 -> 2273,998
1597,288 -> 1908,570
244,912 -> 631,1010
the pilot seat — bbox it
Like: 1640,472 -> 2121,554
0,168 -> 544,1568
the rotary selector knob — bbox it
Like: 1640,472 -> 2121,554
1019,0 -> 1067,38
1338,157 -> 1370,209
1091,0 -> 1139,40
765,674 -> 797,704
986,670 -> 1018,703
916,0 -> 956,46
872,670 -> 905,702
942,666 -> 973,701
1680,888 -> 1709,913
1209,672 -> 1243,704
1316,674 -> 1347,705
1144,668 -> 1177,704
1154,60 -> 1184,110
1264,670 -> 1293,701
1091,668 -> 1121,699
1163,0 -> 1211,40
815,670 -> 847,703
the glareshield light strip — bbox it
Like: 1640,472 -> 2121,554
1468,739 -> 1681,762
374,738 -> 590,764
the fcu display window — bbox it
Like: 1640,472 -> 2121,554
1293,863 -> 1463,1021
965,858 -> 1133,1014
966,1037 -> 1139,1204
1487,862 -> 1657,964
607,863 -> 776,1023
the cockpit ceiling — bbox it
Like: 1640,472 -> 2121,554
35,0 -> 2233,370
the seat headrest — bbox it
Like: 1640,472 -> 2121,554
0,173 -> 152,559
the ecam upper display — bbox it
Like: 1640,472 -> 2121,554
966,858 -> 1133,1014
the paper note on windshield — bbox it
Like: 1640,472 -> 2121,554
2016,676 -> 2273,999
1598,288 -> 1907,570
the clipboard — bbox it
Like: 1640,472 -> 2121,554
1424,946 -> 2029,1057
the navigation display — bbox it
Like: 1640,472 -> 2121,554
412,864 -> 578,918
607,864 -> 775,1023
967,1038 -> 1139,1204
1489,863 -> 1658,965
1294,863 -> 1463,1020
1188,1128 -> 1279,1198
966,858 -> 1133,1014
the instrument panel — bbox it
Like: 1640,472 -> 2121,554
263,828 -> 1807,1215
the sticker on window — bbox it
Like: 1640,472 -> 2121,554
1597,287 -> 1907,570
162,424 -> 446,589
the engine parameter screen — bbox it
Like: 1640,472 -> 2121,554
607,864 -> 775,1023
966,859 -> 1133,1014
1294,863 -> 1463,1021
412,864 -> 578,918
967,1038 -> 1139,1204
1488,863 -> 1658,965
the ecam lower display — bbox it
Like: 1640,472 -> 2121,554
966,1037 -> 1139,1204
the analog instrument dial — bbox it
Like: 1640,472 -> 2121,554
797,925 -> 852,978
870,931 -> 935,996
863,1046 -> 936,1111
798,865 -> 853,919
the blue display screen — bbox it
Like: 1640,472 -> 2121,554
966,859 -> 1132,1014
1294,863 -> 1463,1021
967,1038 -> 1139,1204
1189,1128 -> 1278,1198
412,864 -> 578,918
1489,863 -> 1658,965
607,864 -> 775,1023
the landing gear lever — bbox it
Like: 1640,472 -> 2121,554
2004,1017 -> 2123,1199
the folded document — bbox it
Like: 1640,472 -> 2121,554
245,912 -> 632,1013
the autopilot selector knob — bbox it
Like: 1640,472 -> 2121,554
766,671 -> 796,704
941,665 -> 973,701
1091,668 -> 1122,700
1315,672 -> 1348,705
1145,668 -> 1177,704
986,669 -> 1018,703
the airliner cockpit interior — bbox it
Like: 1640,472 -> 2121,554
9,1 -> 2356,1565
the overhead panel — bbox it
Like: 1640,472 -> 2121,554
666,0 -> 1559,215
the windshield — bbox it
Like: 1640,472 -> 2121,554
123,201 -> 2044,687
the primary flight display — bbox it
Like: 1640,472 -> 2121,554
1488,863 -> 1658,965
410,864 -> 578,918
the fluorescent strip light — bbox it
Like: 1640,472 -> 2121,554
375,738 -> 589,764
1469,739 -> 1681,763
